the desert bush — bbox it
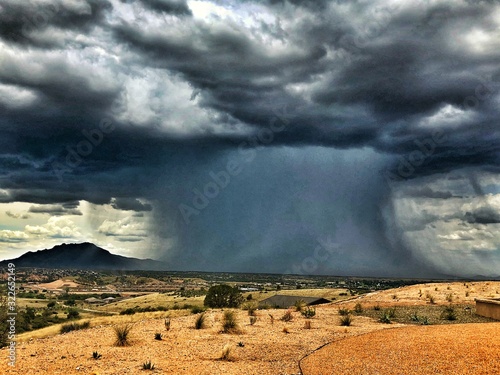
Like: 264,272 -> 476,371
429,295 -> 436,304
47,301 -> 56,308
114,324 -> 132,346
373,304 -> 381,311
242,302 -> 258,316
221,344 -> 232,360
165,318 -> 171,331
304,320 -> 312,329
204,285 -> 243,308
465,291 -> 470,297
421,316 -> 430,325
222,310 -> 239,333
294,299 -> 306,312
282,326 -> 290,333
120,308 -> 136,315
338,308 -> 350,316
446,293 -> 454,303
354,303 -> 363,314
269,314 -> 274,325
339,315 -> 352,326
379,308 -> 395,324
249,316 -> 257,326
195,313 -> 206,329
66,309 -> 80,320
280,309 -> 293,322
410,312 -> 420,322
301,307 -> 316,318
142,360 -> 155,370
92,351 -> 102,360
154,332 -> 162,340
60,321 -> 90,334
441,306 -> 457,321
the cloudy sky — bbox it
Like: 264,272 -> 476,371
0,0 -> 499,277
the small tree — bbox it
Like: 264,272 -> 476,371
204,285 -> 243,308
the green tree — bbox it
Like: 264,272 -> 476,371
204,285 -> 243,308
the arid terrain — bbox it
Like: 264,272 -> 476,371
2,281 -> 499,374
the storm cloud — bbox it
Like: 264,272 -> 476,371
0,0 -> 499,277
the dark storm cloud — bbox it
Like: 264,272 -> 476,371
111,198 -> 153,212
134,0 -> 192,16
0,0 -> 498,276
464,207 -> 500,224
0,0 -> 112,47
29,201 -> 82,216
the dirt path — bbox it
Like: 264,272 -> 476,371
300,322 -> 500,375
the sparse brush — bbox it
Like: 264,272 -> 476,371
304,320 -> 312,329
142,360 -> 155,370
379,308 -> 395,324
339,315 -> 352,326
301,306 -> 316,318
280,309 -> 293,322
294,299 -> 306,312
249,316 -> 257,325
195,312 -> 206,329
164,318 -> 171,331
60,321 -> 90,334
410,312 -> 420,322
242,302 -> 258,316
446,293 -> 454,303
114,324 -> 132,347
354,303 -> 363,314
222,310 -> 239,333
441,306 -> 457,321
154,332 -> 162,340
237,341 -> 244,347
392,294 -> 397,300
465,291 -> 470,297
429,295 -> 436,304
269,314 -> 274,325
92,351 -> 102,360
220,344 -> 232,360
282,326 -> 290,333
373,304 -> 381,311
338,308 -> 350,316
421,316 -> 430,325
435,287 -> 439,291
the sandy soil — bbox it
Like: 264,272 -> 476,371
300,323 -> 500,375
2,281 -> 499,375
36,279 -> 81,290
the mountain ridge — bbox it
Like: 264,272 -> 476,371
0,242 -> 167,271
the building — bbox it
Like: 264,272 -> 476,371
258,295 -> 330,309
476,298 -> 500,320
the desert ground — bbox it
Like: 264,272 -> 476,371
2,281 -> 499,374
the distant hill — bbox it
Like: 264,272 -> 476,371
0,242 -> 167,271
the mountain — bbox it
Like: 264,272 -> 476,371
0,242 -> 167,271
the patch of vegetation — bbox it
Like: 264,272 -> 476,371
340,314 -> 352,326
92,351 -> 102,360
373,304 -> 381,311
142,360 -> 155,370
165,318 -> 171,331
354,303 -> 363,314
154,332 -> 162,340
294,299 -> 306,312
280,309 -> 293,322
66,308 -> 80,320
301,306 -> 316,318
249,316 -> 257,326
282,326 -> 290,333
221,344 -> 232,361
195,313 -> 206,329
114,324 -> 133,346
204,285 -> 243,308
441,306 -> 457,321
221,310 -> 239,333
304,320 -> 312,329
60,321 -> 90,334
338,308 -> 350,316
190,306 -> 205,314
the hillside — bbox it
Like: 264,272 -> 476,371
0,242 -> 167,271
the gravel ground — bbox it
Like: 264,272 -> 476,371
300,322 -> 500,375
